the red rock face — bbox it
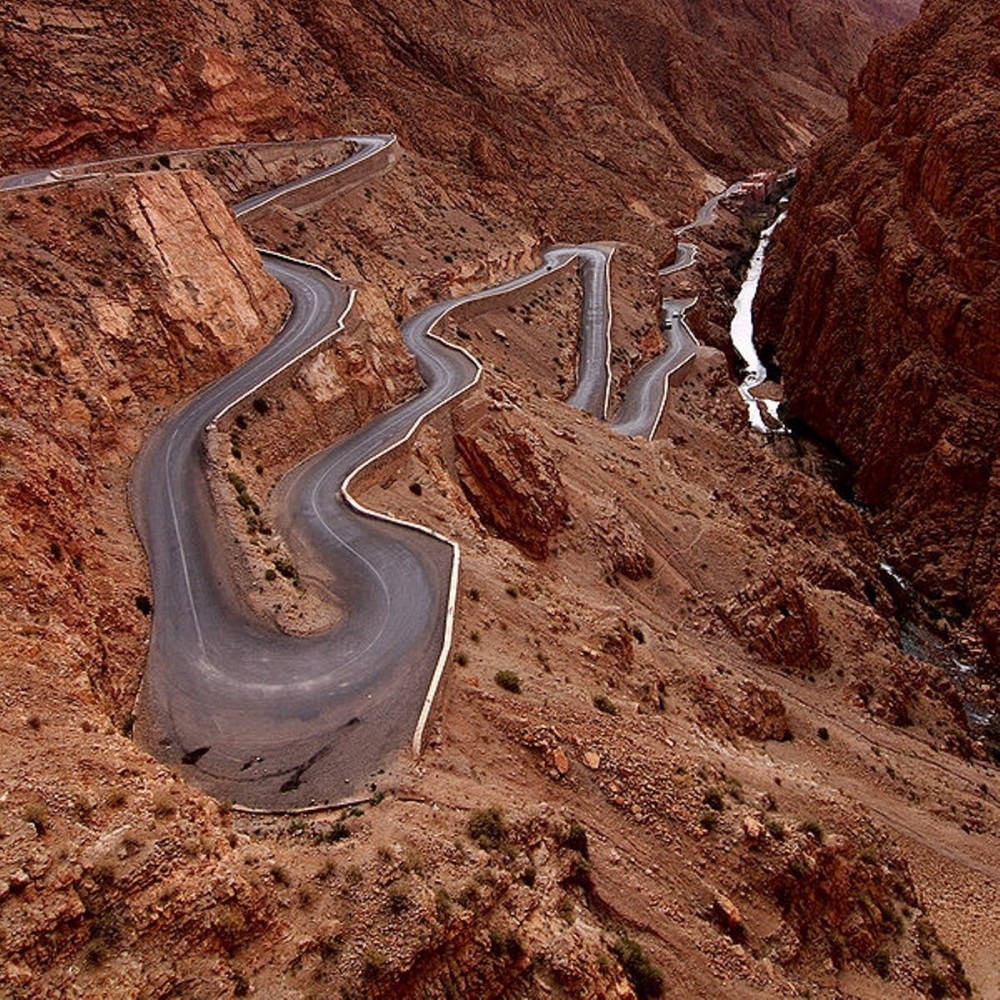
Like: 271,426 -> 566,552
1,0 -> 910,241
755,0 -> 1000,662
453,401 -> 569,561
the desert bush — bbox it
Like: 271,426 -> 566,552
593,693 -> 618,715
800,818 -> 825,842
563,821 -> 590,858
612,934 -> 664,1000
467,807 -> 509,850
495,670 -> 522,694
703,787 -> 724,812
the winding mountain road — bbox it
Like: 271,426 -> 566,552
2,136 -> 741,807
612,184 -> 747,439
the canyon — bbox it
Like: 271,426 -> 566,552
755,0 -> 1000,689
1,0 -> 997,998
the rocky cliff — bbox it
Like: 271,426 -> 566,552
755,0 -> 1000,663
2,0 -> 912,247
0,170 -> 288,716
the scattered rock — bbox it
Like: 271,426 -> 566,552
712,893 -> 745,942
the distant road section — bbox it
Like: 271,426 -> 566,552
611,182 -> 748,439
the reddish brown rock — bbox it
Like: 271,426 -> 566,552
712,892 -> 745,942
769,839 -> 919,969
721,573 -> 832,675
694,676 -> 791,742
453,402 -> 569,560
592,501 -> 653,581
756,0 -> 1000,665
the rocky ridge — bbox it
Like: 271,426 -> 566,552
5,1 -> 998,997
2,0 -> 913,255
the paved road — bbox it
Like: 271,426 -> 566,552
611,181 -> 748,439
611,295 -> 698,438
672,180 -> 746,237
131,235 -> 620,807
2,136 -> 699,807
132,251 -> 462,808
564,245 -> 614,419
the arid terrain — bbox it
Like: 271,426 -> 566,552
1,0 -> 997,998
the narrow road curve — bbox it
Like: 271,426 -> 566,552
610,183 -> 747,439
565,245 -> 615,419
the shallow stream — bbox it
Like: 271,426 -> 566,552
728,212 -> 787,433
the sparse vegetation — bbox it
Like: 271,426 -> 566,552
151,791 -> 177,819
611,934 -> 664,1000
800,818 -> 825,842
871,948 -> 891,979
22,801 -> 49,834
593,692 -> 619,715
467,807 -> 509,850
313,822 -> 351,844
563,821 -> 589,858
703,787 -> 724,812
765,818 -> 786,841
386,879 -> 411,914
434,886 -> 453,919
361,946 -> 387,977
495,669 -> 522,694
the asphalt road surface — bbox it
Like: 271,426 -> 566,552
3,136 -> 722,807
131,233 -> 617,808
612,181 -> 749,439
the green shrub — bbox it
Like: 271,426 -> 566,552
386,879 -> 411,914
611,934 -> 664,1000
765,818 -> 786,841
703,787 -> 724,812
871,949 -> 891,979
495,670 -> 521,694
467,807 -> 508,850
593,693 -> 618,716
563,821 -> 589,858
800,818 -> 825,842
313,822 -> 350,844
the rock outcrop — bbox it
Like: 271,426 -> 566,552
0,171 -> 287,716
1,0 -> 913,248
756,0 -> 1000,664
453,400 -> 569,560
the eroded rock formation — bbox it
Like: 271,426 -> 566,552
755,0 -> 1000,664
453,399 -> 569,560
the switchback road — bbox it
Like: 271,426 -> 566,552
2,138 -> 740,807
